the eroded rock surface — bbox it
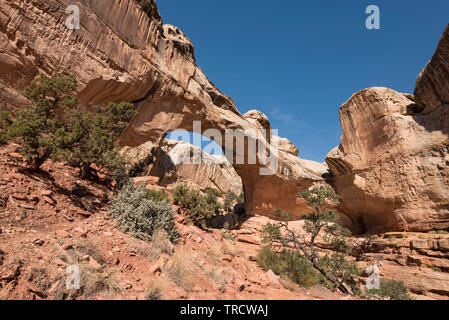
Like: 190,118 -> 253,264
327,86 -> 449,233
415,24 -> 449,114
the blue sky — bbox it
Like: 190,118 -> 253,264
158,0 -> 449,162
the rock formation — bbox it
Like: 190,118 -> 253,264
0,0 -> 328,220
415,24 -> 449,114
123,139 -> 243,195
326,25 -> 449,233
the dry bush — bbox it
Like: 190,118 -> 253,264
221,242 -> 235,256
206,245 -> 222,265
134,230 -> 174,262
75,239 -> 105,264
152,230 -> 174,256
78,266 -> 120,299
144,277 -> 170,300
205,268 -> 228,293
166,249 -> 195,292
27,267 -> 51,294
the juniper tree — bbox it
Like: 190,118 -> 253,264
260,186 -> 361,295
173,184 -> 223,228
56,101 -> 136,179
8,73 -> 77,168
5,73 -> 136,183
224,190 -> 245,213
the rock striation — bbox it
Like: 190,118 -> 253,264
415,24 -> 449,114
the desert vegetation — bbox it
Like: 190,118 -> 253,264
224,190 -> 244,213
0,73 -> 136,184
0,74 -> 422,301
173,184 -> 223,228
1,73 -> 180,247
109,183 -> 179,243
365,279 -> 411,300
258,187 -> 361,295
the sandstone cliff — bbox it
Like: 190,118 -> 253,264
326,25 -> 449,233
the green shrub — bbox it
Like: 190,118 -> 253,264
109,183 -> 179,243
0,110 -> 12,144
145,189 -> 170,203
7,73 -> 78,168
173,184 -> 222,228
366,279 -> 412,300
173,184 -> 196,208
224,190 -> 244,213
257,246 -> 324,288
205,189 -> 223,214
56,101 -> 136,179
261,187 -> 361,296
5,73 -> 136,182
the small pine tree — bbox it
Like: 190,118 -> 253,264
4,73 -> 136,183
366,279 -> 412,300
8,73 -> 77,168
224,190 -> 245,213
260,186 -> 361,295
56,101 -> 136,179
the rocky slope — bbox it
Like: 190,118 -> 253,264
2,142 -> 449,300
0,143 -> 348,300
327,25 -> 449,233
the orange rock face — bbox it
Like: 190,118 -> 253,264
327,87 -> 449,231
415,24 -> 449,114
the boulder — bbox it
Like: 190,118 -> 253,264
271,136 -> 299,156
210,213 -> 239,230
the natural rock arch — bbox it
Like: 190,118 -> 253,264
0,0 -> 334,223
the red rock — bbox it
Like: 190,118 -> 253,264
0,263 -> 21,281
61,243 -> 73,250
266,270 -> 282,289
32,239 -> 44,246
148,262 -> 161,275
42,196 -> 54,205
40,190 -> 52,197
411,240 -> 435,250
234,279 -> 245,292
89,257 -> 102,269
133,176 -> 159,186
237,235 -> 261,245
54,258 -> 68,267
438,239 -> 449,251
